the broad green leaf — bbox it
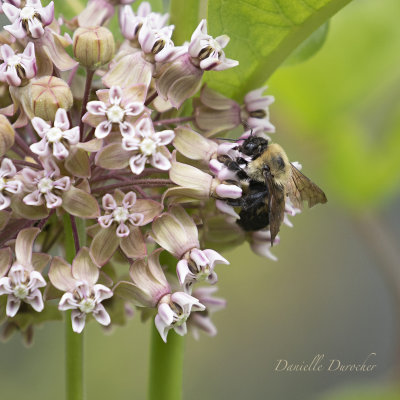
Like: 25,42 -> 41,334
284,21 -> 329,65
268,0 -> 400,208
169,0 -> 207,45
205,0 -> 353,100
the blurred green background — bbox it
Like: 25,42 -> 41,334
1,0 -> 400,399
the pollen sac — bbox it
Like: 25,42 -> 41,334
31,76 -> 73,121
73,26 -> 115,70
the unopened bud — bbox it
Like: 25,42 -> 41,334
73,26 -> 115,69
31,76 -> 73,121
0,114 -> 14,157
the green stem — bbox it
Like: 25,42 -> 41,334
64,215 -> 86,400
148,324 -> 185,400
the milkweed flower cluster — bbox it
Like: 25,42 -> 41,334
0,0 -> 299,345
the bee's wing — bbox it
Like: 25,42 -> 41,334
265,173 -> 285,246
286,163 -> 327,209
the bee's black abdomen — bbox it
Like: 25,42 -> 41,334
235,180 -> 270,231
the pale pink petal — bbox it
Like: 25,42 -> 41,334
45,192 -> 62,208
176,259 -> 190,286
129,154 -> 147,175
157,302 -> 174,325
87,101 -> 107,116
202,249 -> 229,268
109,86 -> 123,105
39,0 -> 54,26
5,180 -> 23,194
0,277 -> 12,295
53,176 -> 71,191
6,294 -> 21,317
23,190 -> 43,206
95,120 -> 112,139
92,303 -> 111,326
71,310 -> 86,333
116,222 -> 130,238
2,3 -> 20,23
4,19 -> 25,40
155,130 -> 174,146
124,102 -> 144,116
122,191 -> 136,208
62,127 -> 80,144
155,313 -> 170,343
30,137 -> 49,156
122,136 -> 140,151
52,108 -> 69,130
150,151 -> 171,171
28,270 -> 46,291
27,18 -> 45,39
0,44 -> 15,61
98,214 -> 113,228
53,141 -> 69,159
31,117 -> 50,137
26,288 -> 44,312
119,121 -> 135,137
102,194 -> 117,210
59,292 -> 79,310
215,199 -> 240,219
1,158 -> 17,177
93,284 -> 113,303
127,213 -> 144,226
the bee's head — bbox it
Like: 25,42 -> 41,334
239,136 -> 269,159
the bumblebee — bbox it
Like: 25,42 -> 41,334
220,135 -> 327,245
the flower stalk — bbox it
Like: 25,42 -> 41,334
63,214 -> 86,400
148,324 -> 185,400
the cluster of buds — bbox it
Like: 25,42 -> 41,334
0,0 -> 300,345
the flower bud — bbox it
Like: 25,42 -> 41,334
31,76 -> 73,121
0,114 -> 14,157
73,26 -> 115,69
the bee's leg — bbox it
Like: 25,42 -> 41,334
226,198 -> 244,207
223,159 -> 249,180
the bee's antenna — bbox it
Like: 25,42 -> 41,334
241,120 -> 254,136
215,137 -> 239,142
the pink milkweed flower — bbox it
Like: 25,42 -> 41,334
0,42 -> 36,87
194,85 -> 275,136
156,20 -> 238,109
0,158 -> 23,210
155,292 -> 205,342
113,249 -> 205,342
49,248 -> 113,333
188,19 -> 238,71
119,2 -> 169,42
138,19 -> 185,63
0,228 -> 49,317
98,191 -> 144,238
152,206 -> 229,292
3,0 -> 54,39
187,286 -> 226,340
21,162 -> 71,209
90,189 -> 162,266
122,117 -> 174,174
83,85 -> 146,140
30,108 -> 79,160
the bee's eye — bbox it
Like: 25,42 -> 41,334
275,156 -> 285,169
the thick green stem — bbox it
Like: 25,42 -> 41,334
148,324 -> 185,400
64,215 -> 86,400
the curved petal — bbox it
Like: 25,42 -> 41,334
86,101 -> 107,116
122,191 -> 136,208
31,117 -> 50,137
54,108 -> 70,130
71,310 -> 86,333
155,130 -> 174,146
129,153 -> 147,175
6,295 -> 21,317
109,86 -> 123,105
95,120 -> 112,139
92,303 -> 111,326
150,151 -> 171,171
26,288 -> 44,312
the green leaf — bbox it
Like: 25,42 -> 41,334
205,0 -> 353,100
284,21 -> 329,65
169,0 -> 207,45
